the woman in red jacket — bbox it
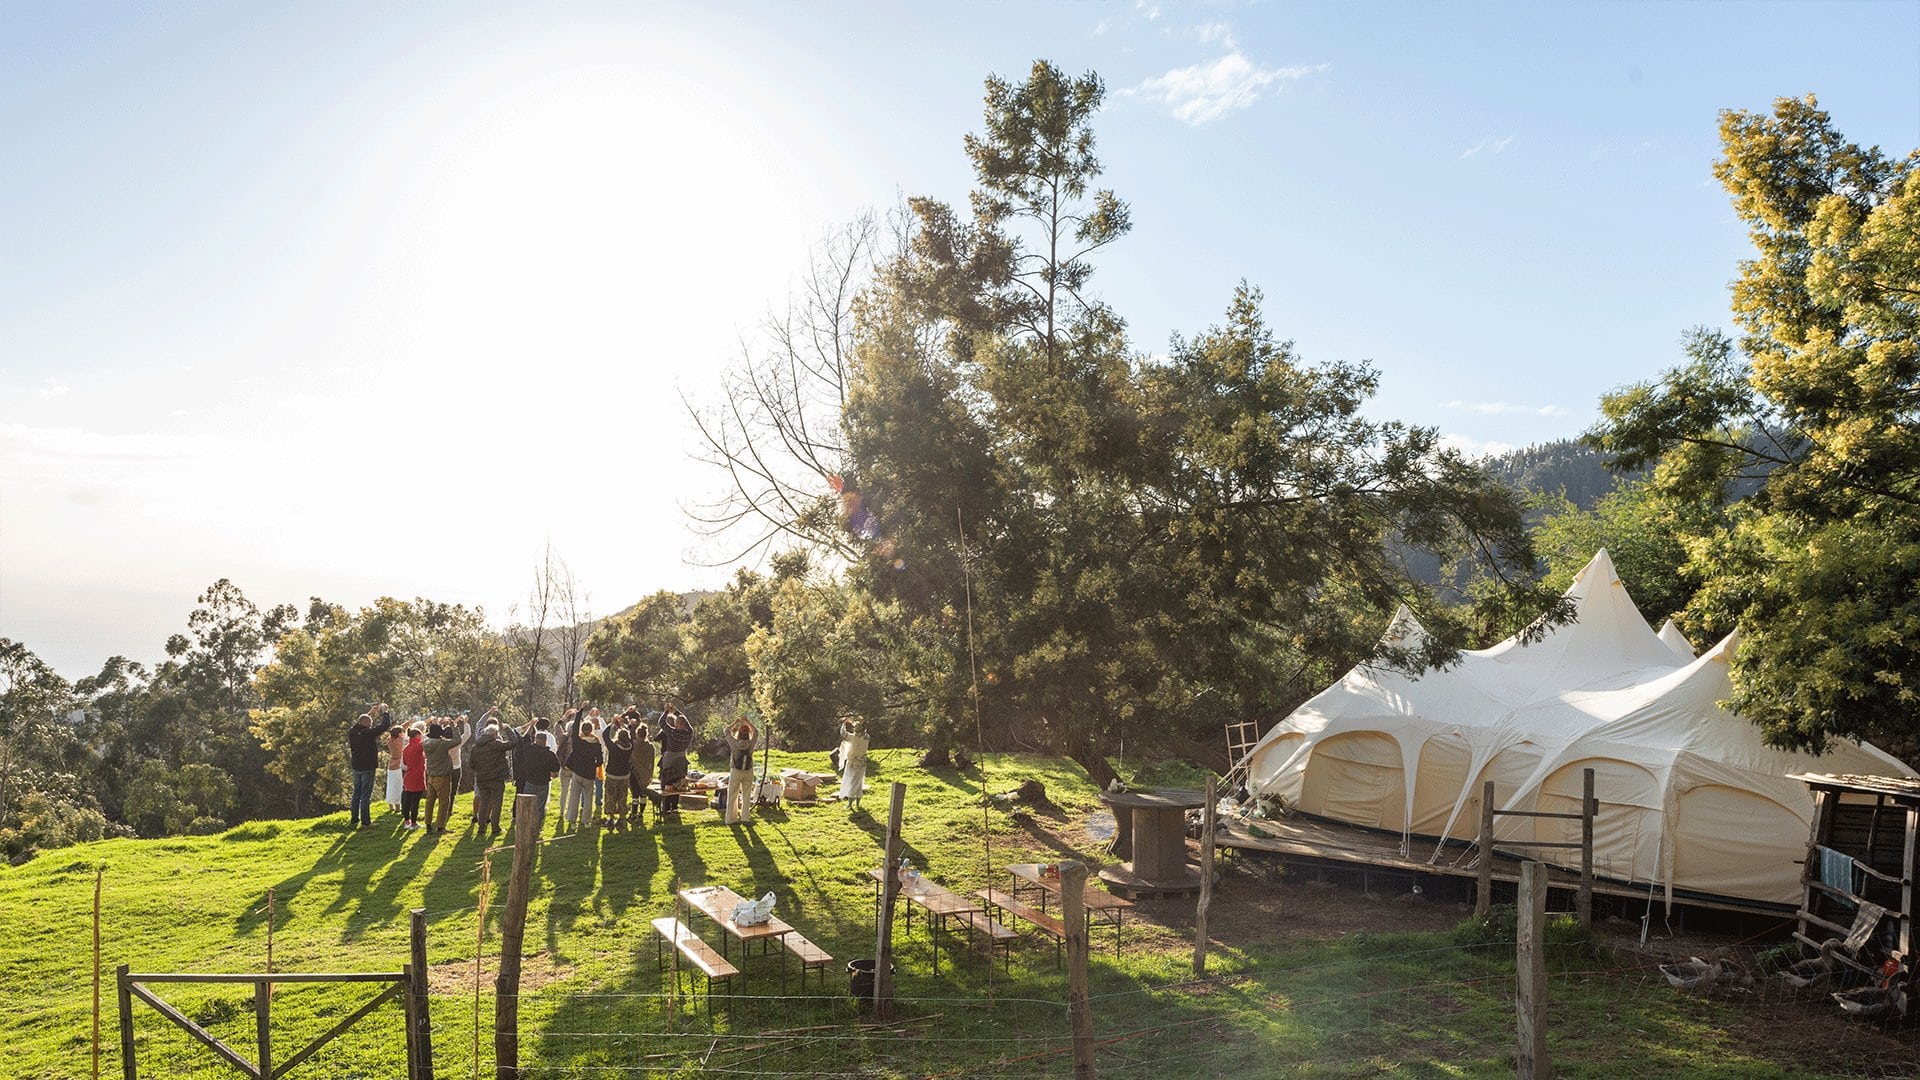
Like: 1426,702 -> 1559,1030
401,724 -> 428,831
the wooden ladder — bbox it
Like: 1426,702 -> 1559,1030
1220,718 -> 1262,794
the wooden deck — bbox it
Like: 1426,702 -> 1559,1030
1213,812 -> 1785,917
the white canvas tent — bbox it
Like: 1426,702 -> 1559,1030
1241,550 -> 1914,906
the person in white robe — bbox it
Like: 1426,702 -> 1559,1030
838,719 -> 869,812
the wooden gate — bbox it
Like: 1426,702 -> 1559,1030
115,909 -> 433,1079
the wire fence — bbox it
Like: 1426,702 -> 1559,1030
85,920 -> 1920,1080
16,848 -> 1905,1080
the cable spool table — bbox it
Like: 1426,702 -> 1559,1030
1097,788 -> 1208,896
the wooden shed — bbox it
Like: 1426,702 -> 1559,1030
1789,773 -> 1917,1010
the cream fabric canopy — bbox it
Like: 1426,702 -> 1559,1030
1241,550 -> 1914,906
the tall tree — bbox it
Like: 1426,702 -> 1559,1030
841,62 -> 1557,787
1590,95 -> 1919,754
688,215 -> 883,564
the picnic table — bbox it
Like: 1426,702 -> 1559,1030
865,867 -> 1013,973
678,885 -> 795,989
1006,863 -> 1134,952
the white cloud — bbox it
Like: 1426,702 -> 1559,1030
1439,433 -> 1517,460
0,421 -> 217,465
1439,400 -> 1569,417
1461,135 -> 1515,158
1630,140 -> 1655,156
37,377 -> 70,398
1193,21 -> 1235,48
1132,53 -> 1327,126
1135,0 -> 1162,21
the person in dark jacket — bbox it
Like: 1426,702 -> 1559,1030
345,706 -> 394,829
466,716 -> 521,838
655,709 -> 694,790
510,718 -> 561,832
602,727 -> 633,830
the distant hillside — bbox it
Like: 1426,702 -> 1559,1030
1394,438 -> 1632,589
1481,437 -> 1637,511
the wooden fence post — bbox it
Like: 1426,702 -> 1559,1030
874,782 -> 907,1022
1193,777 -> 1217,977
1477,781 -> 1496,915
1062,861 -> 1096,1080
1578,768 -> 1595,930
495,792 -> 538,1079
116,964 -> 136,1080
1516,861 -> 1549,1080
410,908 -> 434,1080
253,979 -> 272,1079
93,868 -> 103,1080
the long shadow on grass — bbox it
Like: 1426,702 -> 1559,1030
844,807 -> 930,871
594,821 -> 661,920
540,825 -> 605,960
237,818 -> 445,943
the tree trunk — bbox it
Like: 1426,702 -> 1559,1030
1069,746 -> 1119,792
916,747 -> 952,769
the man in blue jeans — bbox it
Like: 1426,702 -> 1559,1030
345,706 -> 394,829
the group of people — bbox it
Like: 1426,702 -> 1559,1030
345,702 -> 731,839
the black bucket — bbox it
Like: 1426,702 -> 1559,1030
847,958 -> 890,1001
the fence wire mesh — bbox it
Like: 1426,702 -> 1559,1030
95,927 -> 1920,1079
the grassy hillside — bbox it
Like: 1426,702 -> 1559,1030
4,751 -> 1910,1078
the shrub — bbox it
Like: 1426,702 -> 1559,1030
1453,904 -> 1518,948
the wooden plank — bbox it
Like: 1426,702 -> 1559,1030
1904,807 -> 1917,962
782,932 -> 833,967
1578,767 -> 1595,930
958,909 -> 1019,942
874,782 -> 906,1021
117,965 -> 136,1080
93,870 -> 102,1080
978,889 -> 1066,938
1515,862 -> 1549,1080
650,919 -> 740,979
253,980 -> 271,1080
127,981 -> 261,1079
126,973 -> 407,985
1211,814 -> 1781,916
495,792 -> 539,1079
1477,781 -> 1495,915
409,909 -> 432,1080
1195,775 -> 1216,977
1062,862 -> 1095,1080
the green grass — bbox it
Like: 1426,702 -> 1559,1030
1,750 -> 1905,1078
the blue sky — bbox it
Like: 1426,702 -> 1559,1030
4,1 -> 1917,679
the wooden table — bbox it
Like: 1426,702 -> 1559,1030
1006,863 -> 1134,951
866,868 -> 986,974
647,784 -> 716,816
678,885 -> 794,989
1097,788 -> 1207,895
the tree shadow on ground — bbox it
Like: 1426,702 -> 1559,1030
538,824 -> 604,961
1014,814 -> 1098,863
241,816 -> 446,945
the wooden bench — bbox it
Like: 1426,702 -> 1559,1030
977,888 -> 1065,969
781,930 -> 834,989
956,907 -> 1020,972
651,917 -> 738,1016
